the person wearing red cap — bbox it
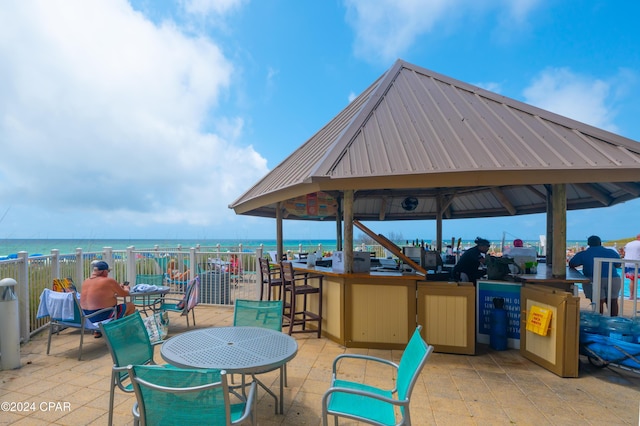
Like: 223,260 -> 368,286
80,261 -> 135,337
623,234 -> 640,300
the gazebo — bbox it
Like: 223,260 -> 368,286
230,59 -> 640,275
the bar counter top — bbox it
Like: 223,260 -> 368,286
291,262 -> 452,281
514,265 -> 589,284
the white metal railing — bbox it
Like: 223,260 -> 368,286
592,257 -> 639,317
0,241 -> 398,344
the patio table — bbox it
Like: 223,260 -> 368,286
129,285 -> 171,316
161,326 -> 298,414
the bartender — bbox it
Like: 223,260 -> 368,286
453,237 -> 491,284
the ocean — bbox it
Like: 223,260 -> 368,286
0,238 -> 340,257
0,238 -> 590,258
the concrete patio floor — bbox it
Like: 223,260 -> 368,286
1,303 -> 640,425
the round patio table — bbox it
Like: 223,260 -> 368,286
129,285 -> 171,316
161,326 -> 298,413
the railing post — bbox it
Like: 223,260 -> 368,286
103,248 -> 114,274
126,246 -> 136,285
189,247 -> 197,279
75,248 -> 84,285
17,252 -> 29,343
51,249 -> 60,279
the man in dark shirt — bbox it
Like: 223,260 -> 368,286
453,237 -> 491,284
569,235 -> 621,316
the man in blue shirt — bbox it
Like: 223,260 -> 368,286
569,235 -> 622,316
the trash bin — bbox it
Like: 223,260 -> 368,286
0,278 -> 21,370
198,271 -> 230,305
490,297 -> 508,351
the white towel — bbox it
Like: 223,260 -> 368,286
36,289 -> 76,321
132,284 -> 158,293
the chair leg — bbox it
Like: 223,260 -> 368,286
108,372 -> 117,426
78,325 -> 84,361
317,282 -> 323,338
288,288 -> 296,336
46,324 -> 54,355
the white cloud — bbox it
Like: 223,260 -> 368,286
343,0 -> 542,64
523,67 -> 620,132
344,0 -> 450,64
0,0 -> 267,237
182,0 -> 247,17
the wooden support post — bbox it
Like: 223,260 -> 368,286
344,190 -> 354,273
551,184 -> 566,278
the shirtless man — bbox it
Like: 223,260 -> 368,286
80,261 -> 135,337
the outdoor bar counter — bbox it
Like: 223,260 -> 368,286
292,263 -> 425,350
292,262 -> 588,355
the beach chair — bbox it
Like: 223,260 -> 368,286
162,257 -> 192,291
37,288 -> 116,360
321,326 -> 434,426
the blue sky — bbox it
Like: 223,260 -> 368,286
0,0 -> 639,243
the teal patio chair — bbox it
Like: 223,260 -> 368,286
99,311 -> 166,426
233,299 -> 287,414
158,276 -> 200,327
128,364 -> 256,426
39,288 -> 116,361
321,326 -> 434,426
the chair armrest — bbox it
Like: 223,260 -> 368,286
322,386 -> 408,407
161,296 -> 183,304
332,353 -> 399,374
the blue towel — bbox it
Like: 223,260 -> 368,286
37,289 -> 76,320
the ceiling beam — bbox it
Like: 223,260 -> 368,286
614,181 -> 640,197
379,196 -> 388,221
575,183 -> 612,206
491,187 -> 517,215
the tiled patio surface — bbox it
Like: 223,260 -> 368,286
1,302 -> 640,425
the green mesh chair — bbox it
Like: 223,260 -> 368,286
129,365 -> 256,426
321,326 -> 434,426
233,299 -> 287,414
100,311 -> 165,426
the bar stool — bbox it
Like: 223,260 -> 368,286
258,257 -> 283,301
280,261 -> 323,337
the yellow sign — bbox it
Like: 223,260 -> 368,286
526,305 -> 552,336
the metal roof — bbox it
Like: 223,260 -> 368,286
230,59 -> 640,221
